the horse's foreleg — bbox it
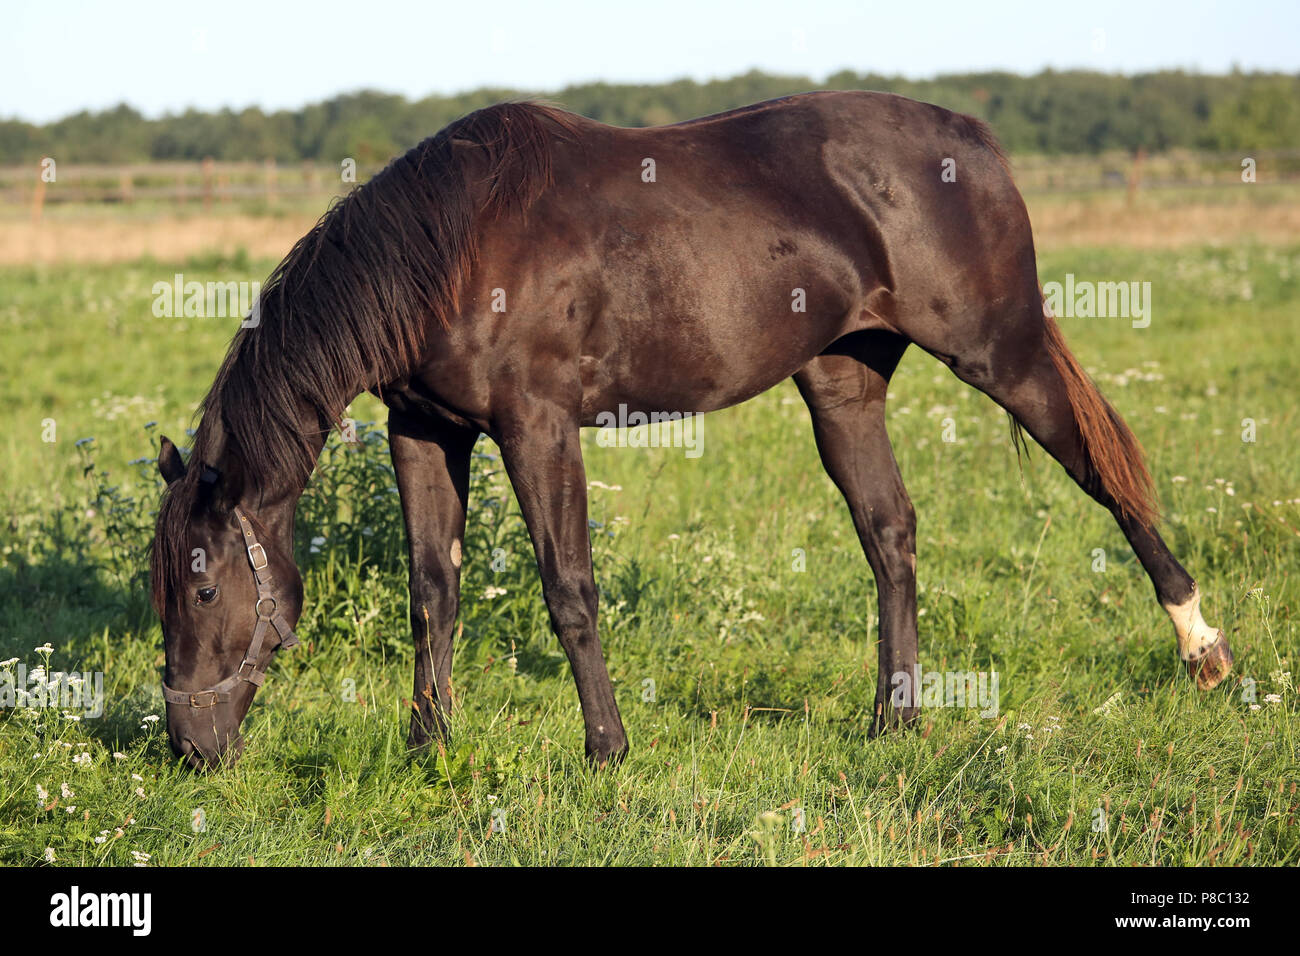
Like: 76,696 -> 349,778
389,409 -> 477,753
794,334 -> 918,734
495,401 -> 628,766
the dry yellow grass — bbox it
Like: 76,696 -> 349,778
1,191 -> 1296,266
0,213 -> 317,265
1027,194 -> 1300,249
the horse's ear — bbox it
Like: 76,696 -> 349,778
158,436 -> 186,485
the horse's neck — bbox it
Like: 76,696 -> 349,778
219,399 -> 331,552
257,490 -> 304,558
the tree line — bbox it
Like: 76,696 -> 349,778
2,68 -> 1296,165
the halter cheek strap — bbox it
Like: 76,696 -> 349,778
162,506 -> 299,709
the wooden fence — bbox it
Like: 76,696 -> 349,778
4,149 -> 1299,220
1,159 -> 384,218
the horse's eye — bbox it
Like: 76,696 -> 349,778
196,586 -> 218,605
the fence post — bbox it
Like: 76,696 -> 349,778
202,156 -> 214,212
1127,146 -> 1145,209
31,165 -> 47,223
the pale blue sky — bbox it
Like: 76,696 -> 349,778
4,0 -> 1297,122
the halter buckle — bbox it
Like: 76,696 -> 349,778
189,691 -> 219,708
246,542 -> 268,571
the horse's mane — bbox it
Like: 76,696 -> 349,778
151,102 -> 578,614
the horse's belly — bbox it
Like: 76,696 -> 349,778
577,283 -> 864,422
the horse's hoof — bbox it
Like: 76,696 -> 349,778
868,706 -> 920,738
1187,631 -> 1234,690
585,734 -> 629,769
407,718 -> 451,757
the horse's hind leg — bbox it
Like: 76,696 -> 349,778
794,331 -> 920,733
389,409 -> 478,752
932,298 -> 1234,689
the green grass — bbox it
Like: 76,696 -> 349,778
0,243 -> 1296,866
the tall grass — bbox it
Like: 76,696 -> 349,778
0,242 -> 1295,865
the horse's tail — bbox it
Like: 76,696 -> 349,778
1039,311 -> 1158,527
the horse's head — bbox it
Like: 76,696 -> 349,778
152,437 -> 303,770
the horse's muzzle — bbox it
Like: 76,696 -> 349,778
170,728 -> 245,771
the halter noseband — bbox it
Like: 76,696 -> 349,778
162,506 -> 299,709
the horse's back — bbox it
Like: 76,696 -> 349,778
445,92 -> 1035,421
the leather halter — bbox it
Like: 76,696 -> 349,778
162,506 -> 299,709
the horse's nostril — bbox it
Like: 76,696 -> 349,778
183,739 -> 220,771
177,734 -> 245,771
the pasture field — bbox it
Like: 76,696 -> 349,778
0,232 -> 1296,866
6,182 -> 1300,265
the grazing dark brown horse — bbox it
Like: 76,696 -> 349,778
151,92 -> 1233,770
